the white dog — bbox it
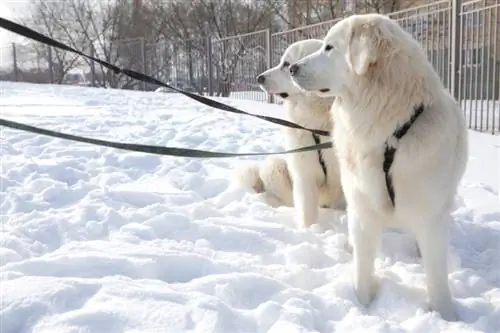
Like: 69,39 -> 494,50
289,14 -> 468,321
235,39 -> 345,227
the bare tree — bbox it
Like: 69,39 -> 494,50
26,0 -> 161,89
149,0 -> 274,96
269,0 -> 420,30
354,0 -> 417,14
24,1 -> 88,83
267,0 -> 342,29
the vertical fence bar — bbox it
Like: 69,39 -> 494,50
265,28 -> 274,104
473,6 -> 479,130
485,4 -> 492,133
206,36 -> 213,96
493,3 -> 499,134
11,43 -> 18,82
456,2 -> 463,110
90,44 -> 96,87
463,4 -> 471,125
450,0 -> 462,101
479,1 -> 486,132
48,46 -> 54,84
464,4 -> 471,125
141,37 -> 147,91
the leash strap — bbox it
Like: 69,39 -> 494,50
0,118 -> 332,158
0,17 -> 330,137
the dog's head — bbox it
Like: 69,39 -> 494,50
257,39 -> 324,100
289,14 -> 410,97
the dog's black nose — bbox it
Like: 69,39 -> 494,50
289,64 -> 299,76
257,75 -> 265,84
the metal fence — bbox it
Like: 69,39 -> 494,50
210,30 -> 270,101
0,0 -> 498,133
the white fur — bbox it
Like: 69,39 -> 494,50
232,157 -> 293,207
235,39 -> 346,227
290,14 -> 468,321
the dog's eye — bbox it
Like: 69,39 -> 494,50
282,61 -> 290,68
325,44 -> 334,51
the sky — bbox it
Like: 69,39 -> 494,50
0,0 -> 14,47
0,0 -> 29,46
0,0 -> 30,66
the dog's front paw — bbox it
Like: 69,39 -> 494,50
437,307 -> 458,322
295,210 -> 318,229
300,219 -> 316,229
431,299 -> 458,322
415,242 -> 422,258
354,275 -> 380,307
344,239 -> 353,253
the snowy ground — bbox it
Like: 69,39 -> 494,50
1,82 -> 499,333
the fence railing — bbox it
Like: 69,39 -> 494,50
0,0 -> 498,134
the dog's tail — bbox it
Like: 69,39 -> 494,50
233,163 -> 265,193
232,157 -> 294,207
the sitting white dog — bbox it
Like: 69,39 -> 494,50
235,39 -> 345,228
290,14 -> 468,321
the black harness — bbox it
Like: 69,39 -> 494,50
312,133 -> 328,182
383,104 -> 425,207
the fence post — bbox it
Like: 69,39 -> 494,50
90,43 -> 96,87
450,0 -> 462,101
141,37 -> 147,91
265,29 -> 274,104
206,36 -> 214,96
12,43 -> 18,82
48,46 -> 54,83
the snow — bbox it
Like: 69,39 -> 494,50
1,81 -> 499,333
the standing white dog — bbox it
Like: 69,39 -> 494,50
235,39 -> 345,228
290,14 -> 468,321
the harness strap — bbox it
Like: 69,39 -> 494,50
312,133 -> 328,183
383,104 -> 425,206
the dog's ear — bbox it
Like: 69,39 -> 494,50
346,21 -> 384,76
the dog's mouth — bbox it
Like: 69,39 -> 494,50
319,88 -> 330,93
278,93 -> 289,98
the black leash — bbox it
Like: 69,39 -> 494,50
0,118 -> 332,158
0,17 -> 329,137
383,104 -> 425,206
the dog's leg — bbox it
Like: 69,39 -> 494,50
414,213 -> 457,322
346,213 -> 355,253
350,208 -> 381,307
292,175 -> 319,228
